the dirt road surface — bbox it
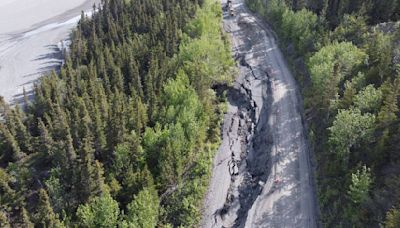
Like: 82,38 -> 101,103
201,0 -> 318,227
0,0 -> 99,104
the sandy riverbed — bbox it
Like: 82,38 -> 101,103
0,0 -> 99,104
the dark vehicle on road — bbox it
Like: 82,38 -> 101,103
230,8 -> 235,16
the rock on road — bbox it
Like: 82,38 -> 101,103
201,0 -> 318,227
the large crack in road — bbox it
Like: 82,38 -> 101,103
201,0 -> 318,227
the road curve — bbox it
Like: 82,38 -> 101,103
201,0 -> 318,227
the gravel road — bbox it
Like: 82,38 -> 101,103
0,0 -> 99,104
201,0 -> 318,227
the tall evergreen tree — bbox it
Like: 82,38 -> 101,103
33,189 -> 62,228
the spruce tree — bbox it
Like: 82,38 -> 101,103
0,123 -> 23,162
37,119 -> 54,160
34,189 -> 62,228
17,207 -> 34,228
77,137 -> 97,203
0,210 -> 10,228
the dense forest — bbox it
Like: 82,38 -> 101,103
0,0 -> 234,226
2,0 -> 400,226
246,0 -> 400,226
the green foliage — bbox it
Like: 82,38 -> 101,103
161,71 -> 203,129
124,186 -> 160,228
332,14 -> 368,46
280,8 -> 318,53
45,168 -> 65,213
0,0 -> 233,226
77,193 -> 120,228
385,208 -> 400,228
248,0 -> 318,53
142,71 -> 209,226
158,123 -> 188,187
0,210 -> 10,228
18,208 -> 34,228
180,2 -> 234,96
0,122 -> 23,162
365,30 -> 393,84
163,155 -> 211,226
33,189 -> 63,228
328,109 -> 375,167
353,85 -> 383,113
311,0 -> 400,25
112,132 -> 144,177
246,0 -> 400,226
0,168 -> 15,209
308,42 -> 366,111
308,41 -> 366,89
348,165 -> 372,204
378,78 -> 400,124
344,165 -> 373,225
369,0 -> 400,23
143,72 -> 205,188
246,0 -> 264,13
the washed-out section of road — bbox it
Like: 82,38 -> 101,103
201,0 -> 318,227
0,0 -> 99,104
